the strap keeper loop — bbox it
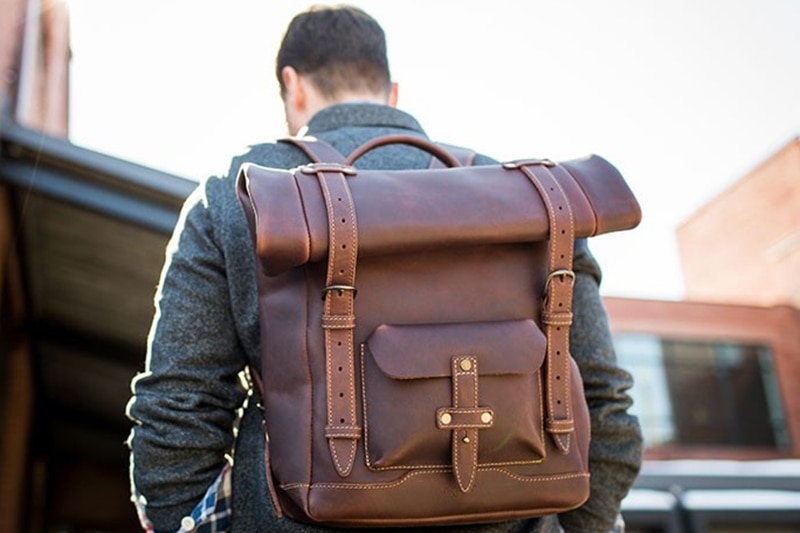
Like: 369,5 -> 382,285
545,418 -> 575,434
541,311 -> 573,326
322,314 -> 356,329
324,425 -> 362,439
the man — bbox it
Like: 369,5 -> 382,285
127,5 -> 642,532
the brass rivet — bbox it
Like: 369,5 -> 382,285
481,412 -> 492,424
462,436 -> 471,444
440,413 -> 452,425
459,359 -> 473,372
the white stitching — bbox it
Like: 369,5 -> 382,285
360,345 -> 374,470
280,469 -> 589,492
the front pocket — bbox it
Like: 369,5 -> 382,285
360,319 -> 547,472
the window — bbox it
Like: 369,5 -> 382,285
615,334 -> 789,449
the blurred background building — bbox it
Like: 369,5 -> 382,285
1,1 -> 798,532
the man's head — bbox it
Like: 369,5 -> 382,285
276,4 -> 398,134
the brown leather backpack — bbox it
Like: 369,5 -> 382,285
237,135 -> 641,527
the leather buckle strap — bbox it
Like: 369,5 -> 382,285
515,162 -> 576,454
314,167 -> 361,477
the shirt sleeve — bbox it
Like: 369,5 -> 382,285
127,181 -> 248,532
557,240 -> 644,532
133,463 -> 233,533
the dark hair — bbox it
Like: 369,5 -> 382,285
276,5 -> 391,100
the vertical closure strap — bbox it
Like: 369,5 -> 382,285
435,356 -> 493,492
451,356 -> 479,493
516,161 -> 576,454
315,168 -> 361,477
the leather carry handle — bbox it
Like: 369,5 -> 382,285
282,135 -> 472,168
344,134 -> 462,168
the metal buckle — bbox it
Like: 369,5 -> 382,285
321,284 -> 358,300
502,158 -> 555,169
544,269 -> 576,294
300,163 -> 357,175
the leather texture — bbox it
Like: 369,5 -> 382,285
237,135 -> 641,527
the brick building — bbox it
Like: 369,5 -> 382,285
606,297 -> 800,460
677,137 -> 800,307
604,139 -> 800,531
604,138 -> 800,462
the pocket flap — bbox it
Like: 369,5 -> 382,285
366,319 -> 545,380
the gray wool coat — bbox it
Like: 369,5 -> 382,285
127,103 -> 642,533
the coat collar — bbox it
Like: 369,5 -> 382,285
302,103 -> 426,136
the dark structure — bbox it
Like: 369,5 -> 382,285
1,116 -> 194,531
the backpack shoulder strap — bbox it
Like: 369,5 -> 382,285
430,142 -> 477,168
280,137 -> 346,163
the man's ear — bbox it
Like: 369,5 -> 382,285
388,82 -> 399,107
281,66 -> 306,111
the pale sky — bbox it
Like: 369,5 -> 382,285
66,0 -> 800,300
